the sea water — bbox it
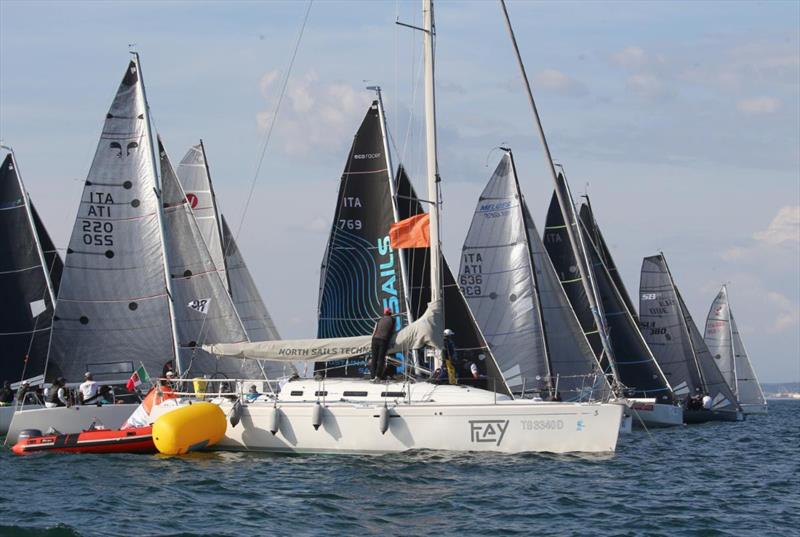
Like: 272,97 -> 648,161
1,400 -> 797,537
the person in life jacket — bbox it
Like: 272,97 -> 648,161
370,308 -> 396,381
45,378 -> 69,408
442,329 -> 458,385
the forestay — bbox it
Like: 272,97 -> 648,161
176,143 -> 229,293
0,153 -> 58,385
48,60 -> 176,382
159,140 -> 264,380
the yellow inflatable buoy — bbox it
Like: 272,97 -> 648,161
153,402 -> 226,455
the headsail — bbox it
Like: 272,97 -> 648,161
316,101 -> 409,377
0,153 -> 58,385
704,286 -> 766,410
176,143 -> 229,293
159,139 -> 264,380
48,60 -> 177,382
459,153 -> 549,394
31,204 -> 63,297
397,167 -> 511,396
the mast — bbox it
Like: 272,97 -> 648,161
499,2 -> 618,387
724,285 -> 739,397
2,146 -> 57,307
508,149 -> 553,391
423,0 -> 442,304
373,87 -> 414,325
662,253 -> 707,389
133,52 -> 182,375
199,139 -> 231,295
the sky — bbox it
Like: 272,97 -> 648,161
1,0 -> 798,383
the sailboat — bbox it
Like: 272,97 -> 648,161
459,149 -> 611,402
640,254 -> 743,422
704,285 -> 767,414
0,149 -> 62,434
6,55 -> 258,443
151,0 -> 623,454
175,142 -> 290,380
541,183 -> 682,427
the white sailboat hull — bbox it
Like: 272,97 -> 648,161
740,403 -> 768,415
152,380 -> 623,454
4,404 -> 137,444
627,399 -> 684,428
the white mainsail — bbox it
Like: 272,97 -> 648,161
704,286 -> 767,412
48,59 -> 177,381
176,143 -> 229,294
159,139 -> 266,380
459,153 -> 549,393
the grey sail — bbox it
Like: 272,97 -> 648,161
729,312 -> 766,410
639,255 -> 702,399
678,288 -> 739,411
159,140 -> 264,380
176,143 -> 229,294
459,153 -> 549,393
524,204 -> 610,401
703,286 -> 736,393
220,215 -> 294,378
704,286 -> 766,411
48,60 -> 177,382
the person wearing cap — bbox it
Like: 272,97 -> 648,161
442,329 -> 458,385
78,372 -> 98,404
370,307 -> 396,381
0,381 -> 13,405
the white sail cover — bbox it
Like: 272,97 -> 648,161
48,60 -> 176,382
176,144 -> 229,293
459,154 -> 548,392
159,140 -> 266,380
705,286 -> 766,409
206,300 -> 443,363
525,205 -> 610,401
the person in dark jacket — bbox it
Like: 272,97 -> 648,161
0,381 -> 13,405
371,308 -> 396,380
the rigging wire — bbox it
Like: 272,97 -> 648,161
233,0 -> 313,242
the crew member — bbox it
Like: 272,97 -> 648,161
443,329 -> 458,385
370,308 -> 395,381
702,394 -> 713,411
45,378 -> 68,408
79,372 -> 98,404
16,381 -> 32,404
162,360 -> 175,379
0,381 -> 13,405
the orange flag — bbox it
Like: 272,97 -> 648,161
390,213 -> 430,249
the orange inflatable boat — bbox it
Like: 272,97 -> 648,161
11,426 -> 155,455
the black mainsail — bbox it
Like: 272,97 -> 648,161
316,101 -> 409,377
0,153 -> 59,385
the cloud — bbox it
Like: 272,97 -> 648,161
737,96 -> 783,115
754,205 -> 800,245
626,73 -> 671,99
766,291 -> 800,334
533,68 -> 587,96
256,70 -> 370,157
611,46 -> 648,70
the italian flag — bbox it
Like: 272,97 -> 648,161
125,365 -> 150,391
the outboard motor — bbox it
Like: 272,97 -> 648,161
17,429 -> 43,441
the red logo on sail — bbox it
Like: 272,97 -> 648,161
186,193 -> 199,208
